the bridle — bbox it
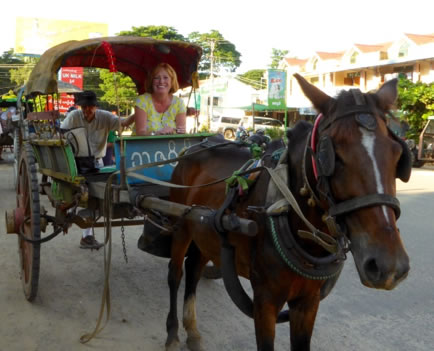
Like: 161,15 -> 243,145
306,90 -> 402,222
267,89 -> 408,280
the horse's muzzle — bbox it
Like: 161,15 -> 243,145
350,227 -> 410,290
360,251 -> 410,290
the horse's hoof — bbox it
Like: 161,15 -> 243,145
186,336 -> 204,351
165,337 -> 180,351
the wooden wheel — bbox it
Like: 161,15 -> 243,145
13,127 -> 23,190
16,143 -> 41,301
224,129 -> 235,140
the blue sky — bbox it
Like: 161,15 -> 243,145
2,0 -> 433,73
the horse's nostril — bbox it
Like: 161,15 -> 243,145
364,258 -> 382,282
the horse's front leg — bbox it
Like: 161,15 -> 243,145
253,297 -> 281,351
183,243 -> 207,351
166,236 -> 191,351
288,294 -> 320,351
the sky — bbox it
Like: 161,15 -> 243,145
1,0 -> 433,73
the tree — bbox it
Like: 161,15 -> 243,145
9,60 -> 37,88
237,69 -> 266,90
99,69 -> 137,115
117,25 -> 187,41
0,50 -> 26,95
269,48 -> 288,69
188,30 -> 241,77
397,77 -> 434,140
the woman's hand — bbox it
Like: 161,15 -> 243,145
156,126 -> 175,135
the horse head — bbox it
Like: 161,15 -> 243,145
292,73 -> 410,290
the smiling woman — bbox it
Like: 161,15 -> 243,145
123,63 -> 187,135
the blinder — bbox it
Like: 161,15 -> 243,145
388,127 -> 412,182
315,135 -> 335,177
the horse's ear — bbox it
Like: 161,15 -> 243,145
376,78 -> 398,111
293,73 -> 332,112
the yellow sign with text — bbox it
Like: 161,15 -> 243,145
15,17 -> 108,55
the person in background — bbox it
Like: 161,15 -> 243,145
103,130 -> 116,166
123,63 -> 186,135
61,91 -> 128,249
0,107 -> 15,161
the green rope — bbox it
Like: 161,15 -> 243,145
249,143 -> 263,159
268,216 -> 340,280
225,170 -> 253,194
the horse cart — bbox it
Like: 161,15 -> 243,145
4,36 -> 257,305
4,36 -> 412,350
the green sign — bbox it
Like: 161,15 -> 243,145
267,70 -> 286,109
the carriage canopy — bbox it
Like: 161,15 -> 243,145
24,36 -> 203,97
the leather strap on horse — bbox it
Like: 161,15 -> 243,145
215,164 -> 290,323
265,166 -> 342,254
328,193 -> 401,219
215,187 -> 289,323
215,186 -> 255,319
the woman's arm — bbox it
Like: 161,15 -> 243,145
175,112 -> 186,134
121,113 -> 135,127
135,106 -> 151,135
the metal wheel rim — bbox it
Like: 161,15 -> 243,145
16,143 -> 41,301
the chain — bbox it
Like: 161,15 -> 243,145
121,219 -> 128,264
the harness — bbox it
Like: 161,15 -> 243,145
216,89 -> 412,322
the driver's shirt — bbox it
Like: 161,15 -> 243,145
60,109 -> 119,159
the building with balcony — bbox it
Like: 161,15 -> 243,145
281,32 -> 434,110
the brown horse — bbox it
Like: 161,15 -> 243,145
165,74 -> 410,351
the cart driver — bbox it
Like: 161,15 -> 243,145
60,90 -> 129,249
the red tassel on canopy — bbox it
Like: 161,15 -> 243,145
101,41 -> 117,73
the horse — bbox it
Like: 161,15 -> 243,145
164,74 -> 410,351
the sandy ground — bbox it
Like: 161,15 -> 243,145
0,149 -> 433,351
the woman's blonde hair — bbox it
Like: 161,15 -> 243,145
146,63 -> 180,94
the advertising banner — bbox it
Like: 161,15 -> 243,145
59,67 -> 84,113
267,70 -> 286,109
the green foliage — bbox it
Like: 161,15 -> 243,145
99,69 -> 136,115
9,64 -> 33,87
0,49 -> 26,95
117,25 -> 187,41
199,123 -> 210,133
397,77 -> 434,140
270,48 -> 288,69
265,126 -> 285,140
188,30 -> 241,77
237,69 -> 266,90
0,49 -> 23,64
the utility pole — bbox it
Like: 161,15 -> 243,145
208,39 -> 216,128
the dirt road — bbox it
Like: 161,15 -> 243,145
0,149 -> 432,351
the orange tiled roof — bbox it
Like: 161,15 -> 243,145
315,51 -> 344,60
353,44 -> 388,53
404,33 -> 434,45
284,58 -> 308,66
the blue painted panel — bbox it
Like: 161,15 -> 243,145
114,134 -> 212,184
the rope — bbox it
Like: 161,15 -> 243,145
79,171 -> 117,343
